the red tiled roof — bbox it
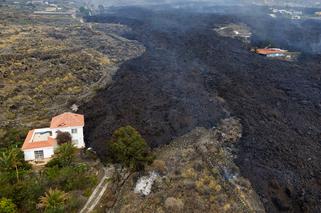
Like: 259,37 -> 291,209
256,48 -> 287,55
50,112 -> 84,128
21,130 -> 56,150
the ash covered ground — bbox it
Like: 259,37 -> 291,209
81,5 -> 321,212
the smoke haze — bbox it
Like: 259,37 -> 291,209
84,0 -> 321,8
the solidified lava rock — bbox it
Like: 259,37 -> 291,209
81,6 -> 321,213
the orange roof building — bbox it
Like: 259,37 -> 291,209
50,112 -> 84,128
255,48 -> 287,55
22,112 -> 85,162
22,130 -> 57,150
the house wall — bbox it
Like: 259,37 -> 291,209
51,126 -> 85,148
24,147 -> 54,161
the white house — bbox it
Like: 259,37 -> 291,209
22,112 -> 85,161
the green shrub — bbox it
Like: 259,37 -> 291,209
108,126 -> 154,171
46,143 -> 76,168
44,165 -> 96,192
65,194 -> 82,211
55,132 -> 72,145
0,137 -> 96,212
0,198 -> 17,213
12,178 -> 45,212
82,149 -> 98,161
0,148 -> 31,183
37,188 -> 69,213
0,128 -> 28,150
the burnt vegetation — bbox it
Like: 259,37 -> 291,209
82,5 -> 321,213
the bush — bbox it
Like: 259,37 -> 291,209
81,148 -> 97,161
56,131 -> 72,145
37,188 -> 69,213
11,178 -> 45,212
0,142 -> 96,212
151,160 -> 167,174
44,165 -> 96,192
0,198 -> 17,213
65,193 -> 82,211
108,126 -> 154,171
46,143 -> 76,168
164,197 -> 184,211
0,128 -> 28,150
0,148 -> 32,183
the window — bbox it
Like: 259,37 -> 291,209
34,150 -> 44,160
71,128 -> 77,134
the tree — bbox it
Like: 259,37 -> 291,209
55,131 -> 72,145
79,6 -> 86,13
8,149 -> 21,182
0,198 -> 17,213
37,188 -> 68,213
108,126 -> 154,171
46,143 -> 77,168
0,148 -> 31,182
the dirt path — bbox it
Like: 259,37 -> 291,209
80,166 -> 114,213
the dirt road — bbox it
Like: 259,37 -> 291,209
80,166 -> 114,213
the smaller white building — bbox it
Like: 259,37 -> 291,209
22,112 -> 85,162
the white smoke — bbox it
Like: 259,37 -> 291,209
81,0 -> 321,8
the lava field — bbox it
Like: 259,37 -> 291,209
81,5 -> 321,212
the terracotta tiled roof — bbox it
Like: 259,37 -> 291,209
50,112 -> 84,128
256,48 -> 287,55
21,112 -> 84,150
21,130 -> 56,150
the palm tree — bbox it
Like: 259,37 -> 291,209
37,188 -> 69,212
0,148 -> 22,182
0,151 -> 12,171
9,149 -> 21,182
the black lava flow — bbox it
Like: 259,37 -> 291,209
81,5 -> 321,213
